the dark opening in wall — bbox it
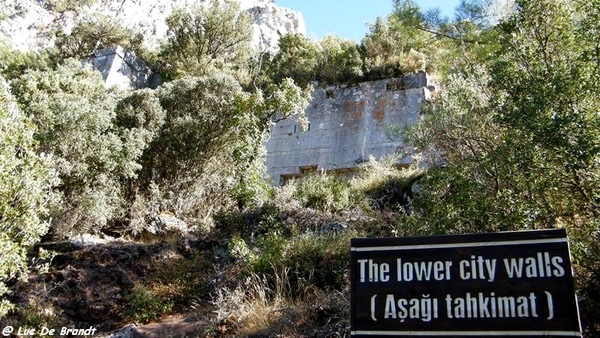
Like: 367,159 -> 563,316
386,81 -> 405,91
326,89 -> 334,99
293,123 -> 310,133
300,165 -> 318,175
280,174 -> 300,185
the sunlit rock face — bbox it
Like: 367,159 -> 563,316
0,0 -> 305,54
265,72 -> 438,185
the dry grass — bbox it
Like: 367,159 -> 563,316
211,268 -> 293,335
209,266 -> 349,337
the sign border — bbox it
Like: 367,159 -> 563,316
350,229 -> 582,338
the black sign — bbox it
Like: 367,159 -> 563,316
350,229 -> 582,337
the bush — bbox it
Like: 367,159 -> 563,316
160,0 -> 252,80
283,233 -> 351,293
268,34 -> 321,89
0,76 -> 56,317
292,171 -> 354,213
317,36 -> 363,85
44,0 -> 97,13
0,42 -> 51,80
352,155 -> 423,211
55,14 -> 144,60
133,72 -> 310,225
237,229 -> 352,299
126,285 -> 174,324
11,61 -> 162,237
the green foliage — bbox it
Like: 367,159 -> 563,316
146,74 -> 251,186
283,232 -> 351,293
126,285 -> 174,324
362,1 -> 431,78
44,0 -> 97,13
215,202 -> 281,238
114,89 -> 166,179
13,300 -> 60,337
0,76 -> 56,317
230,154 -> 274,210
292,172 -> 354,213
408,1 -> 599,332
0,42 -> 51,80
11,60 -> 163,236
55,14 -> 144,60
131,73 -> 310,223
264,0 -> 438,86
12,61 -> 121,235
317,36 -> 363,85
238,226 -> 352,298
352,155 -> 423,211
491,0 -> 599,255
268,34 -> 322,88
160,0 -> 252,80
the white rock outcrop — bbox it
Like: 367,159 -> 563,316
0,0 -> 305,54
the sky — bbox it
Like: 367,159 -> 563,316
276,0 -> 463,42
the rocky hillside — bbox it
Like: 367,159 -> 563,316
0,0 -> 305,53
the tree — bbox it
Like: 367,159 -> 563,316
0,41 -> 51,80
0,76 -> 56,317
409,0 -> 600,333
361,1 -> 432,78
408,65 -> 510,234
44,0 -> 97,13
132,73 -> 311,222
267,33 -> 321,88
491,0 -> 599,236
54,14 -> 144,60
160,0 -> 252,80
11,60 -> 162,236
317,36 -> 363,85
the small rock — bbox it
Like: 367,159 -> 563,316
147,213 -> 189,235
108,324 -> 137,338
322,221 -> 349,234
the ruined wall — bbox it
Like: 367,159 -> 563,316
265,72 -> 435,185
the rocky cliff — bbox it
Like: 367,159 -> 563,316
0,0 -> 305,53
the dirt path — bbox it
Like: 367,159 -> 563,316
132,312 -> 209,338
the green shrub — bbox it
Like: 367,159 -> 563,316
135,73 -> 309,225
44,0 -> 97,13
0,76 -> 56,317
283,233 -> 351,293
352,155 -> 423,211
267,34 -> 321,89
292,171 -> 354,213
13,300 -> 60,337
160,0 -> 252,80
0,42 -> 51,80
215,203 -> 281,238
11,61 -> 162,237
126,285 -> 174,324
317,36 -> 363,85
55,14 -> 143,60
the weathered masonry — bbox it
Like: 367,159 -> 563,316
265,71 -> 437,185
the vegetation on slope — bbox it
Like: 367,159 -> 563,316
0,0 -> 599,336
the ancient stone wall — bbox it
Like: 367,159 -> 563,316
265,72 -> 435,184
